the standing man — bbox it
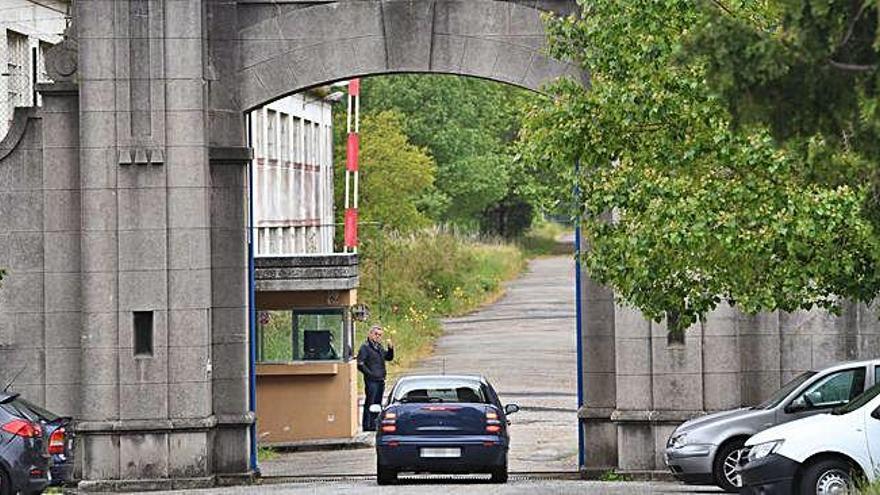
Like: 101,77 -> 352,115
357,325 -> 394,431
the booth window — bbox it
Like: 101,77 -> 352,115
257,308 -> 350,362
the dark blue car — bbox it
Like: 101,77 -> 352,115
0,392 -> 50,495
11,398 -> 74,486
373,374 -> 520,485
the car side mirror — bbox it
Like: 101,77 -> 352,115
504,404 -> 520,415
369,404 -> 382,414
786,398 -> 807,414
872,406 -> 880,420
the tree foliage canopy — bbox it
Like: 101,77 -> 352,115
519,0 -> 880,334
360,75 -> 537,227
339,110 -> 436,233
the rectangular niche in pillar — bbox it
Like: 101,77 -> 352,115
133,311 -> 154,357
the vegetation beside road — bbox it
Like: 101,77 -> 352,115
334,75 -> 571,381
355,228 -> 529,381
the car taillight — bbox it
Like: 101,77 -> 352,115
49,427 -> 66,454
485,410 -> 501,434
2,419 -> 41,438
381,411 -> 397,433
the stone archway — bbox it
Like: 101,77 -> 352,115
233,0 -> 587,111
0,0 -> 587,490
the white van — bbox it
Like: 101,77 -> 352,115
740,382 -> 880,494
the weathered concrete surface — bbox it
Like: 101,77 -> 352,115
260,255 -> 579,476
235,0 -> 588,110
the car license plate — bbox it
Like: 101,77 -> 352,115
420,447 -> 461,458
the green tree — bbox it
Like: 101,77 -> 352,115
360,74 -> 539,229
685,1 -> 880,217
338,110 -> 436,233
518,1 -> 880,335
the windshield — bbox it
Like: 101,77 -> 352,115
757,371 -> 817,409
392,378 -> 488,404
832,382 -> 880,415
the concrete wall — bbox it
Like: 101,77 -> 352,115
256,361 -> 358,444
594,301 -> 880,474
0,82 -> 81,415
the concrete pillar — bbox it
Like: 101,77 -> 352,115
206,0 -> 253,478
75,0 -> 220,488
611,303 -> 652,472
579,263 -> 618,472
76,0 -> 123,479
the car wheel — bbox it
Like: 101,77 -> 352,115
800,458 -> 856,495
712,438 -> 749,493
376,463 -> 397,485
0,468 -> 10,495
490,459 -> 508,484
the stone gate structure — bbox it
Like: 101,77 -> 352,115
0,0 -> 877,490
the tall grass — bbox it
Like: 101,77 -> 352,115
860,479 -> 880,494
355,229 -> 526,381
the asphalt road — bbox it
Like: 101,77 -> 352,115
261,255 -> 579,477
112,476 -> 722,495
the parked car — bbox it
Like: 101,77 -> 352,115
371,374 -> 520,485
740,380 -> 880,494
11,398 -> 74,486
664,359 -> 879,492
0,392 -> 50,495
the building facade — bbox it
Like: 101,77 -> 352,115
0,0 -> 67,136
251,93 -> 336,257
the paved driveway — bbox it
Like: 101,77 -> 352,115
117,476 -> 721,495
262,256 -> 578,476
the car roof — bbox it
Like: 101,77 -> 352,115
395,373 -> 485,383
815,359 -> 880,374
393,374 -> 488,388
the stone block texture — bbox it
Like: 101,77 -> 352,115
235,0 -> 587,110
605,299 -> 880,473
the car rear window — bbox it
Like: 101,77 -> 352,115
14,398 -> 59,422
393,378 -> 488,404
0,399 -> 38,421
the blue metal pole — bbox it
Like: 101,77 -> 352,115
246,113 -> 259,474
574,158 -> 586,471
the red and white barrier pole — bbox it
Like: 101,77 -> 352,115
344,79 -> 360,253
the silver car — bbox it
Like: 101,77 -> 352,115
665,358 -> 880,492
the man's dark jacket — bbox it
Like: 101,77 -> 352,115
357,340 -> 394,381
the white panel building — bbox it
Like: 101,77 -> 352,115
250,92 -> 336,256
0,0 -> 67,137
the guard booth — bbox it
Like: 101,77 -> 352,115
250,90 -> 361,445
